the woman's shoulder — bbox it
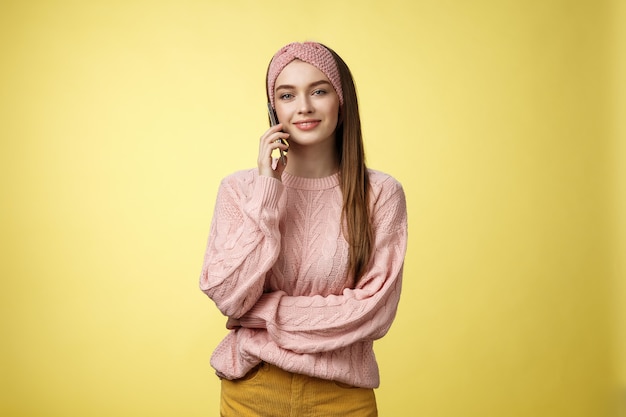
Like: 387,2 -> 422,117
367,168 -> 404,194
218,168 -> 284,203
214,169 -> 261,200
367,169 -> 406,212
367,169 -> 407,225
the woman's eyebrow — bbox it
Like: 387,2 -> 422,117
275,80 -> 332,91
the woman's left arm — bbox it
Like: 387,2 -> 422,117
237,178 -> 408,354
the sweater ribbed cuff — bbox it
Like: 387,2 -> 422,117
239,291 -> 284,329
251,175 -> 283,210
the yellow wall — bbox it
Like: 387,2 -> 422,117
610,0 -> 626,413
0,1 -> 621,416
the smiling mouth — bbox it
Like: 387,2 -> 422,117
294,120 -> 320,130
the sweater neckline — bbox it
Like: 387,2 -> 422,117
282,171 -> 340,190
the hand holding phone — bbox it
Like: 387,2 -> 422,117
267,103 -> 287,166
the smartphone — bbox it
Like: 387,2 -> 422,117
267,103 -> 287,165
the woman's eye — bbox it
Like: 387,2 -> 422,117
279,93 -> 293,100
313,89 -> 327,96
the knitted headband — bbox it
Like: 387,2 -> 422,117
267,42 -> 344,109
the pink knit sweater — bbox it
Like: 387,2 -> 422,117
199,169 -> 407,388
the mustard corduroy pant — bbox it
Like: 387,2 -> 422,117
220,362 -> 378,417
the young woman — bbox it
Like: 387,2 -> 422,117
199,41 -> 408,417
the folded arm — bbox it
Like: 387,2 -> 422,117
237,181 -> 408,353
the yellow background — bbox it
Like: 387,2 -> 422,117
1,0 -> 624,416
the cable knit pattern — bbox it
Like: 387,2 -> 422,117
199,169 -> 407,388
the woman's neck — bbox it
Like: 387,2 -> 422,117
284,142 -> 339,178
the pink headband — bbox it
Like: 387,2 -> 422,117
267,42 -> 344,109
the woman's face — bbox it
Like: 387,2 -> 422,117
274,60 -> 340,149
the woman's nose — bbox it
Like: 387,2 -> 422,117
297,96 -> 314,113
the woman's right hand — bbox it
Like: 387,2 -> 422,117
257,124 -> 289,180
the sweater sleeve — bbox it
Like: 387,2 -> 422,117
199,171 -> 284,319
238,178 -> 408,354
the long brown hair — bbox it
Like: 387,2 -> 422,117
266,44 -> 373,284
322,44 -> 372,284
